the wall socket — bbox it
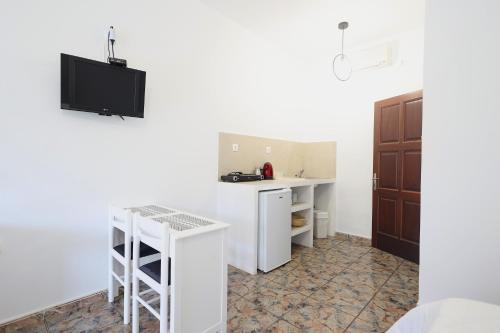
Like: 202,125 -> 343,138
232,144 -> 239,152
266,146 -> 272,154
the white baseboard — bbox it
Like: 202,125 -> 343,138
0,289 -> 106,326
335,230 -> 371,240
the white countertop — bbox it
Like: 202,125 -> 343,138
218,177 -> 336,191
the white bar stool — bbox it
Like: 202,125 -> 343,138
132,213 -> 171,333
108,206 -> 159,324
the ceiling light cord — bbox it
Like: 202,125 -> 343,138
333,21 -> 352,81
341,28 -> 345,58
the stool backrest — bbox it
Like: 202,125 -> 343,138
109,206 -> 132,231
133,214 -> 170,253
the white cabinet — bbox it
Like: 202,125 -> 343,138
217,178 -> 335,274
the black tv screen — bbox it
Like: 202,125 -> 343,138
61,53 -> 146,118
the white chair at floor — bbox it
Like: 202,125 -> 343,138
132,213 -> 171,333
108,206 -> 159,324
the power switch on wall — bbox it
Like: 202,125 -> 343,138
266,146 -> 272,154
232,144 -> 239,152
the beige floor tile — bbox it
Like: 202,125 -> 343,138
272,273 -> 329,297
0,314 -> 46,333
289,260 -> 344,281
283,298 -> 354,333
313,238 -> 338,249
334,269 -> 391,290
344,317 -> 387,333
259,264 -> 292,281
324,253 -> 357,266
330,244 -> 371,258
331,233 -> 350,241
228,291 -> 242,305
95,324 -> 131,332
384,271 -> 419,291
136,307 -> 161,333
264,320 -> 301,333
227,298 -> 279,332
229,273 -> 275,297
397,260 -> 419,279
44,292 -> 123,332
311,279 -> 376,316
371,286 -> 419,315
243,282 -> 306,317
358,250 -> 401,271
343,235 -> 372,247
228,265 -> 247,280
349,260 -> 396,275
357,300 -> 404,331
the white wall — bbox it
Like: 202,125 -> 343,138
202,1 -> 425,239
420,0 -> 500,304
295,29 -> 424,238
334,30 -> 423,238
0,0 -> 424,321
0,0 -> 313,322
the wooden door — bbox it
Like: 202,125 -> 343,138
372,90 -> 422,263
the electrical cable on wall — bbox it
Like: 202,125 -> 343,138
107,26 -> 126,67
106,26 -> 126,120
107,26 -> 115,61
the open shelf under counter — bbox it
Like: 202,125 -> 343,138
291,202 -> 312,213
291,223 -> 312,237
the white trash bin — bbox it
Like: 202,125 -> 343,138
314,210 -> 329,238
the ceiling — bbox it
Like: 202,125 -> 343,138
202,0 -> 425,60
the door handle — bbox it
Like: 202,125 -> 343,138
373,173 -> 380,191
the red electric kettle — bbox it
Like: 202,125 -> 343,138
262,162 -> 273,180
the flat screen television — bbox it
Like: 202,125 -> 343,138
61,53 -> 146,118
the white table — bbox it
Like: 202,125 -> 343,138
125,204 -> 230,333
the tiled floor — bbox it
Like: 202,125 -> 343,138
0,234 -> 418,333
227,234 -> 418,332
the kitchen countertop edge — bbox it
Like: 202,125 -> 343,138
218,177 -> 336,191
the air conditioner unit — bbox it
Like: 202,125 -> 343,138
351,41 -> 397,72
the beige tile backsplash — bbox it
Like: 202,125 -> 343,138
218,132 -> 336,179
302,141 -> 337,179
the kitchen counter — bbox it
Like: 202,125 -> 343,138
218,177 -> 336,191
217,177 -> 336,274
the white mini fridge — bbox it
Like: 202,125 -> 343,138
258,188 -> 292,272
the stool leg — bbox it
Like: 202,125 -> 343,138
108,264 -> 114,302
132,232 -> 140,333
132,274 -> 139,333
108,225 -> 115,302
123,262 -> 131,324
123,229 -> 132,324
160,294 -> 168,333
160,253 -> 169,333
